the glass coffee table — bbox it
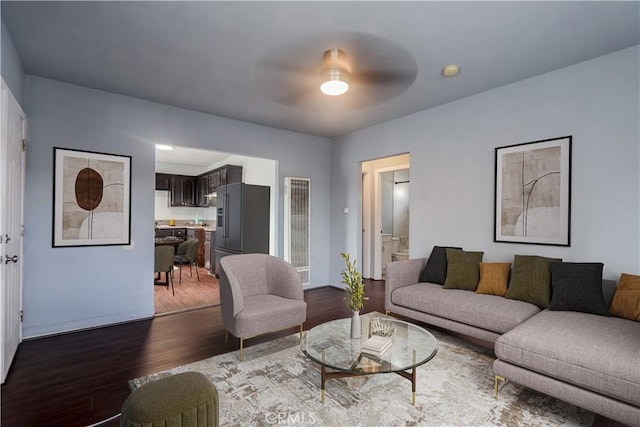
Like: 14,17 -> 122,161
301,314 -> 438,405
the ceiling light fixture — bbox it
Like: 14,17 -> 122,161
155,144 -> 174,151
320,48 -> 350,96
441,64 -> 460,77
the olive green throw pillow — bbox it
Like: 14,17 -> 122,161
505,255 -> 562,308
443,249 -> 484,291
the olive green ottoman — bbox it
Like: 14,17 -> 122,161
121,372 -> 219,427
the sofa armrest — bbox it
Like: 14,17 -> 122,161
385,258 -> 427,311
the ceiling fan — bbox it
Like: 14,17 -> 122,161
255,32 -> 418,110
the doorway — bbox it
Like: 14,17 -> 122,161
361,154 -> 410,280
1,79 -> 26,382
153,145 -> 277,315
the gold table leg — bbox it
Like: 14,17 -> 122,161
494,375 -> 505,399
321,350 -> 326,403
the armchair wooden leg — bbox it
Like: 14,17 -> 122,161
194,262 -> 200,281
240,337 -> 244,361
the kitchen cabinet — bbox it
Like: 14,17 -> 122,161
205,165 -> 242,194
160,165 -> 243,207
194,176 -> 210,207
155,228 -> 186,239
170,175 -> 197,207
155,173 -> 172,191
207,171 -> 220,193
221,165 -> 242,186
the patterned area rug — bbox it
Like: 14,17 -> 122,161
130,322 -> 593,426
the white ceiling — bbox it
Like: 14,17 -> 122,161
2,1 -> 639,139
155,145 -> 233,170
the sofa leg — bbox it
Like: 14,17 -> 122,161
494,375 -> 505,399
240,337 -> 244,361
385,310 -> 390,317
299,324 -> 303,341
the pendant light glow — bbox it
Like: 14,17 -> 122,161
321,72 -> 349,96
320,48 -> 350,96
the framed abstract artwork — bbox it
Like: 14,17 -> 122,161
494,136 -> 572,246
53,147 -> 131,247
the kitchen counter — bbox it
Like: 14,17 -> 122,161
155,225 -> 215,230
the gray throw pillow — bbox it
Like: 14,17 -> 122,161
549,262 -> 610,316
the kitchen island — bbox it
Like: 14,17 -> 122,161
154,225 -> 215,269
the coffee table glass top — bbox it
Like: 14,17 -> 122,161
301,315 -> 438,373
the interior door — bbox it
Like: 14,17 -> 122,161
1,79 -> 25,383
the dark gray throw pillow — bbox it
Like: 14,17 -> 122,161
419,245 -> 462,284
549,262 -> 610,316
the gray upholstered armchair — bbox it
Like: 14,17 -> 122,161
219,253 -> 307,360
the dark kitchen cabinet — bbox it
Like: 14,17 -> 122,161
170,175 -> 197,207
194,176 -> 210,207
160,165 -> 243,207
206,165 -> 242,193
169,176 -> 185,206
155,228 -> 186,239
221,165 -> 242,186
207,171 -> 220,193
155,173 -> 172,191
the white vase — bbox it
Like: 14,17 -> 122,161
351,310 -> 361,339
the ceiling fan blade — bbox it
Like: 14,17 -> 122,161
352,71 -> 416,85
272,86 -> 318,106
254,31 -> 418,110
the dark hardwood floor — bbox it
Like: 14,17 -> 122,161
0,280 -> 385,427
0,278 -> 620,426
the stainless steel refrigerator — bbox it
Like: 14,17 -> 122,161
214,182 -> 270,275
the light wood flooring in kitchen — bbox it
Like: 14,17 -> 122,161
154,265 -> 220,314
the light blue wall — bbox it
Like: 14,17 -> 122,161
1,19 -> 25,106
23,76 -> 331,338
330,46 -> 640,285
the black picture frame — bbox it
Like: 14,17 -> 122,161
494,136 -> 571,246
52,147 -> 132,247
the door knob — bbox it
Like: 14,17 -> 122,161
5,255 -> 18,264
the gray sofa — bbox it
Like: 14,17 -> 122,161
385,258 -> 640,426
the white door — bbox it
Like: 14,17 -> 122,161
1,79 -> 26,383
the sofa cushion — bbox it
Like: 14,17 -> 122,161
419,245 -> 462,285
476,263 -> 511,296
549,262 -> 610,316
505,255 -> 561,308
391,283 -> 540,334
443,249 -> 484,291
495,310 -> 640,406
610,273 -> 640,321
